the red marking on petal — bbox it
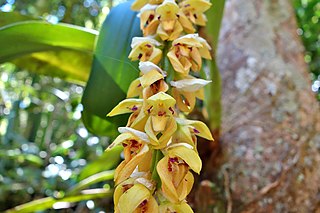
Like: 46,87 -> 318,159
158,111 -> 166,116
131,105 -> 138,111
169,107 -> 174,115
193,128 -> 200,134
147,106 -> 153,114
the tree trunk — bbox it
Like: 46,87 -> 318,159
201,0 -> 320,212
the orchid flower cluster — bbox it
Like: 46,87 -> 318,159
107,0 -> 213,212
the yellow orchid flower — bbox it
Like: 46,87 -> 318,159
131,0 -> 164,11
138,3 -> 195,37
128,37 -> 162,64
144,92 -> 177,148
143,79 -> 169,100
157,143 -> 201,203
159,201 -> 194,213
106,98 -> 148,131
179,0 -> 212,26
156,0 -> 183,41
171,122 -> 195,147
108,127 -> 152,184
139,5 -> 160,36
170,78 -> 211,113
167,34 -> 212,75
114,176 -> 158,213
127,62 -> 167,99
139,62 -> 169,99
131,0 -> 148,11
177,11 -> 196,34
107,99 -> 143,117
175,118 -> 214,141
127,78 -> 143,98
139,61 -> 167,88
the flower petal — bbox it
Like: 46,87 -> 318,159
127,78 -> 142,98
145,196 -> 159,213
151,115 -> 169,132
167,50 -> 190,74
107,99 -> 143,117
138,4 -> 158,15
178,12 -> 195,34
167,144 -> 202,174
176,171 -> 194,201
131,0 -> 148,11
168,21 -> 183,41
139,61 -> 166,76
115,144 -> 150,184
157,156 -> 180,203
107,132 -> 132,150
118,184 -> 151,212
114,179 -> 134,207
172,124 -> 194,145
180,0 -> 212,13
140,69 -> 164,88
156,0 -> 179,20
170,78 -> 212,92
172,34 -> 203,47
146,91 -> 176,109
159,201 -> 194,213
145,116 -> 159,145
131,37 -> 161,48
176,118 -> 214,141
118,127 -> 150,143
129,109 -> 148,131
148,47 -> 163,64
158,116 -> 177,148
172,88 -> 196,113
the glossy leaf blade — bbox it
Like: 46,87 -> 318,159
81,1 -> 141,135
0,19 -> 97,83
5,189 -> 112,213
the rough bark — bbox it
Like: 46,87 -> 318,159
200,0 -> 320,212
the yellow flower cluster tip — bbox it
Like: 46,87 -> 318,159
107,0 -> 213,212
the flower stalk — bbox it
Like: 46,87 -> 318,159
107,0 -> 214,212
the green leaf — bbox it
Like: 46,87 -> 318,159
0,150 -> 43,167
12,50 -> 93,84
0,12 -> 34,27
78,145 -> 123,180
203,0 -> 226,132
5,188 -> 112,213
0,19 -> 98,84
67,170 -> 115,195
81,1 -> 141,136
206,0 -> 226,51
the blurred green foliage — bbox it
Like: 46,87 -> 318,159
0,0 -> 119,211
0,64 -> 114,212
0,0 -> 111,29
294,0 -> 320,98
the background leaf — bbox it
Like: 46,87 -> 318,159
67,170 -> 115,195
81,1 -> 141,136
5,189 -> 112,213
78,145 -> 123,180
0,12 -> 34,26
0,18 -> 97,84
